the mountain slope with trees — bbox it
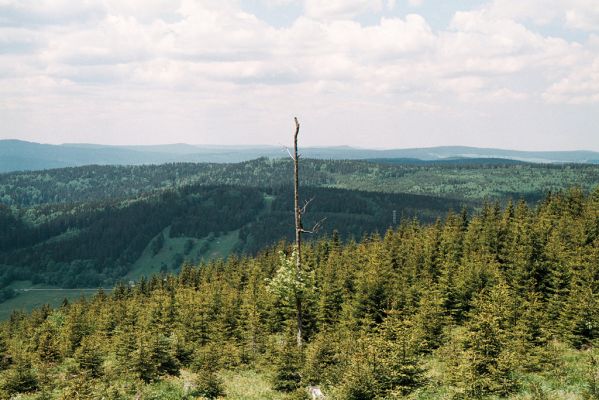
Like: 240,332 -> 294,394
2,158 -> 598,207
2,139 -> 599,173
0,183 -> 467,290
0,187 -> 597,399
1,159 -> 597,295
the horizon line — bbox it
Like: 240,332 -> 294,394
1,138 -> 598,154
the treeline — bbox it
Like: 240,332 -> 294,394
237,186 -> 465,254
0,184 -> 464,289
0,187 -> 597,398
2,159 -> 598,208
0,186 -> 265,288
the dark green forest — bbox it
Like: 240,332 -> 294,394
1,159 -> 598,293
0,183 -> 465,289
2,159 -> 598,207
0,187 -> 597,399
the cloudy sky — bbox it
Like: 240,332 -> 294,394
1,0 -> 598,150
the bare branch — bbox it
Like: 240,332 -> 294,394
285,147 -> 295,160
299,217 -> 327,234
276,140 -> 296,161
300,197 -> 314,215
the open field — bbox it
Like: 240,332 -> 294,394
125,228 -> 242,282
0,285 -> 110,320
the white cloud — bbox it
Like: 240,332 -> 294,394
0,0 -> 597,149
543,58 -> 599,104
488,0 -> 599,31
303,0 -> 383,20
0,0 -> 104,25
408,0 -> 423,7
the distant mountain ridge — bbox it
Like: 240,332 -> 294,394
1,139 -> 598,173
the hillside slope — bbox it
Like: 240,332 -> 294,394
2,139 -> 599,172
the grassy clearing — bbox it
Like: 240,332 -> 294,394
219,370 -> 287,400
406,341 -> 597,400
0,287 -> 108,320
205,230 -> 241,260
0,227 -> 243,319
126,227 -> 242,282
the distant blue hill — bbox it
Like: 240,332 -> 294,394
1,139 -> 598,173
367,157 -> 530,166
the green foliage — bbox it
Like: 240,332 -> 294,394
143,380 -> 189,400
303,330 -> 341,387
272,334 -> 304,392
374,314 -> 425,396
0,188 -> 596,398
443,282 -> 520,397
193,371 -> 225,399
0,353 -> 38,395
131,335 -> 159,383
335,316 -> 425,399
5,159 -> 596,291
57,373 -> 96,400
74,336 -> 104,378
583,351 -> 599,400
191,342 -> 225,399
151,232 -> 165,256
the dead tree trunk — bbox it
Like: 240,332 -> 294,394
293,116 -> 303,348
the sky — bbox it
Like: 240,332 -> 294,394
0,0 -> 598,150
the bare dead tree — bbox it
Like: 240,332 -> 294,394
292,117 -> 304,347
290,117 -> 325,348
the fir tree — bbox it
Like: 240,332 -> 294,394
272,332 -> 303,392
447,282 -> 520,397
75,336 -> 104,378
35,321 -> 61,364
0,353 -> 38,395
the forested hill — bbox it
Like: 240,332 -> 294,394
2,158 -> 599,207
0,188 -> 597,399
2,139 -> 599,172
1,159 -> 598,292
0,184 -> 466,289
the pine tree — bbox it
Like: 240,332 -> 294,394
75,336 -> 104,378
35,322 -> 61,364
238,267 -> 267,364
351,237 -> 394,327
58,372 -> 96,400
375,313 -> 425,396
437,211 -> 467,320
561,285 -> 599,349
0,333 -> 9,371
316,253 -> 344,328
337,314 -> 424,399
412,288 -> 448,353
447,282 -> 520,397
192,343 -> 225,399
131,334 -> 157,383
513,293 -> 552,372
303,330 -> 342,387
0,353 -> 38,395
272,331 -> 303,392
150,334 -> 180,376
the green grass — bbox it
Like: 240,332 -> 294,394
126,227 -> 242,282
219,370 -> 288,400
0,287 -> 108,320
0,227 -> 243,319
206,229 -> 241,260
407,341 -> 597,400
136,369 -> 289,400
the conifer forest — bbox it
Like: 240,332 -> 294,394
0,177 -> 598,399
3,0 -> 599,397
